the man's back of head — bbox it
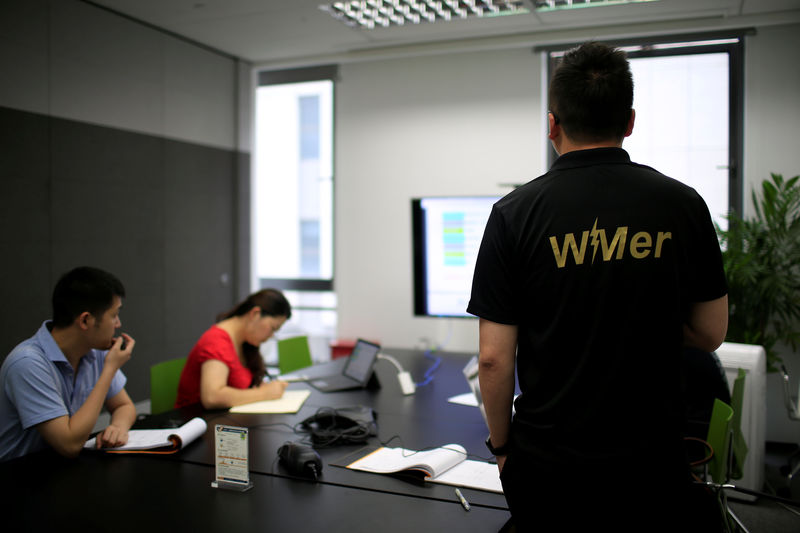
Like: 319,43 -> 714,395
549,41 -> 634,144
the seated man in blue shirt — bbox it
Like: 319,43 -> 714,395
0,266 -> 136,461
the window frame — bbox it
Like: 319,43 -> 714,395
254,64 -> 338,302
539,30 -> 748,216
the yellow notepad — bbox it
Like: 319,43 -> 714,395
229,389 -> 311,414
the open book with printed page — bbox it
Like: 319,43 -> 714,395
83,417 -> 207,454
345,443 -> 502,493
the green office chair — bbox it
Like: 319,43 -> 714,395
277,336 -> 313,375
729,369 -> 748,480
701,398 -> 753,533
706,398 -> 734,485
150,357 -> 187,414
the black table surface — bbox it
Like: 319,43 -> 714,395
1,348 -> 511,532
2,451 -> 510,533
142,348 -> 507,509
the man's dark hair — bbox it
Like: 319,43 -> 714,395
51,267 -> 126,328
548,41 -> 634,144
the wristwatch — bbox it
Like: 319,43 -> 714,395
485,436 -> 509,456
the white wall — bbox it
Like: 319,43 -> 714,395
332,23 -> 800,442
335,47 -> 542,353
743,24 -> 800,210
334,24 -> 800,352
742,24 -> 800,443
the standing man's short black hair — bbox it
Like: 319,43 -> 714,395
51,267 -> 126,328
548,41 -> 634,144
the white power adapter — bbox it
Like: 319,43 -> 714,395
397,371 -> 416,395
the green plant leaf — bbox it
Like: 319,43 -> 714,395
717,173 -> 800,370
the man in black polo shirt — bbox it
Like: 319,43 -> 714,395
468,42 -> 728,531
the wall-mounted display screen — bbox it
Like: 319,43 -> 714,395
411,196 -> 500,318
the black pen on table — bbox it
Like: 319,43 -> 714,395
454,488 -> 470,511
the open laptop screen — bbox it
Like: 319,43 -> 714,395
343,339 -> 381,383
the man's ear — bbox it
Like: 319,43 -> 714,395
624,109 -> 635,138
77,311 -> 94,330
548,112 -> 560,141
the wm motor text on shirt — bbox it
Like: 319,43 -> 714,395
549,217 -> 672,268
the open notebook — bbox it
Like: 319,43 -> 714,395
84,417 -> 207,454
344,443 -> 502,493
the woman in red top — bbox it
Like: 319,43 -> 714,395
175,289 -> 291,409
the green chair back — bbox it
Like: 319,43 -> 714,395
150,357 -> 187,414
706,398 -> 734,484
277,336 -> 313,375
729,368 -> 748,480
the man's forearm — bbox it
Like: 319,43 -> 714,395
37,365 -> 118,457
108,401 -> 136,431
480,359 -> 515,448
478,319 -> 518,450
67,365 -> 118,437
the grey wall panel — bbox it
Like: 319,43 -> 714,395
164,38 -> 236,150
0,107 -> 241,403
0,106 -> 50,236
48,116 -> 167,402
0,0 -> 49,115
49,0 -> 165,137
0,242 -> 52,347
0,106 -> 51,359
235,151 -> 251,301
163,140 -> 235,375
0,0 -> 239,150
0,0 -> 244,404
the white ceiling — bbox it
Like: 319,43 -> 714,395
86,0 -> 800,65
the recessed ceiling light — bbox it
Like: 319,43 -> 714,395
319,1 -> 530,30
532,0 -> 658,12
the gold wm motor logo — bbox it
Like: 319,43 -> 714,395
549,218 -> 672,268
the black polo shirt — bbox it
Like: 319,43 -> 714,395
467,147 -> 727,469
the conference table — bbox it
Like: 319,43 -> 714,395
2,349 -> 512,533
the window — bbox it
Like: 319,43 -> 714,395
253,66 -> 337,351
543,33 -> 745,230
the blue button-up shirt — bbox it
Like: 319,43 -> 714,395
0,321 -> 126,461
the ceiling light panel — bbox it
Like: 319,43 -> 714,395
532,0 -> 658,12
320,1 -> 530,29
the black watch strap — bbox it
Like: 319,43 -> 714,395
485,436 -> 509,456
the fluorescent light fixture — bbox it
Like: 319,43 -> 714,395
549,38 -> 740,58
320,1 -> 530,29
533,0 -> 658,12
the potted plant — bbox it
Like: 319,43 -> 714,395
716,173 -> 800,372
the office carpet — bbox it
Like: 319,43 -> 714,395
728,498 -> 800,532
725,442 -> 800,532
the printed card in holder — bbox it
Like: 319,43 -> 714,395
212,424 -> 253,492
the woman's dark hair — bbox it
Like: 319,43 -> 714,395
217,289 -> 292,386
548,41 -> 634,144
52,267 -> 126,328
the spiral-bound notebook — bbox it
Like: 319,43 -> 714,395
84,417 -> 207,454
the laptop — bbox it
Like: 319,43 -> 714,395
302,339 -> 382,392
